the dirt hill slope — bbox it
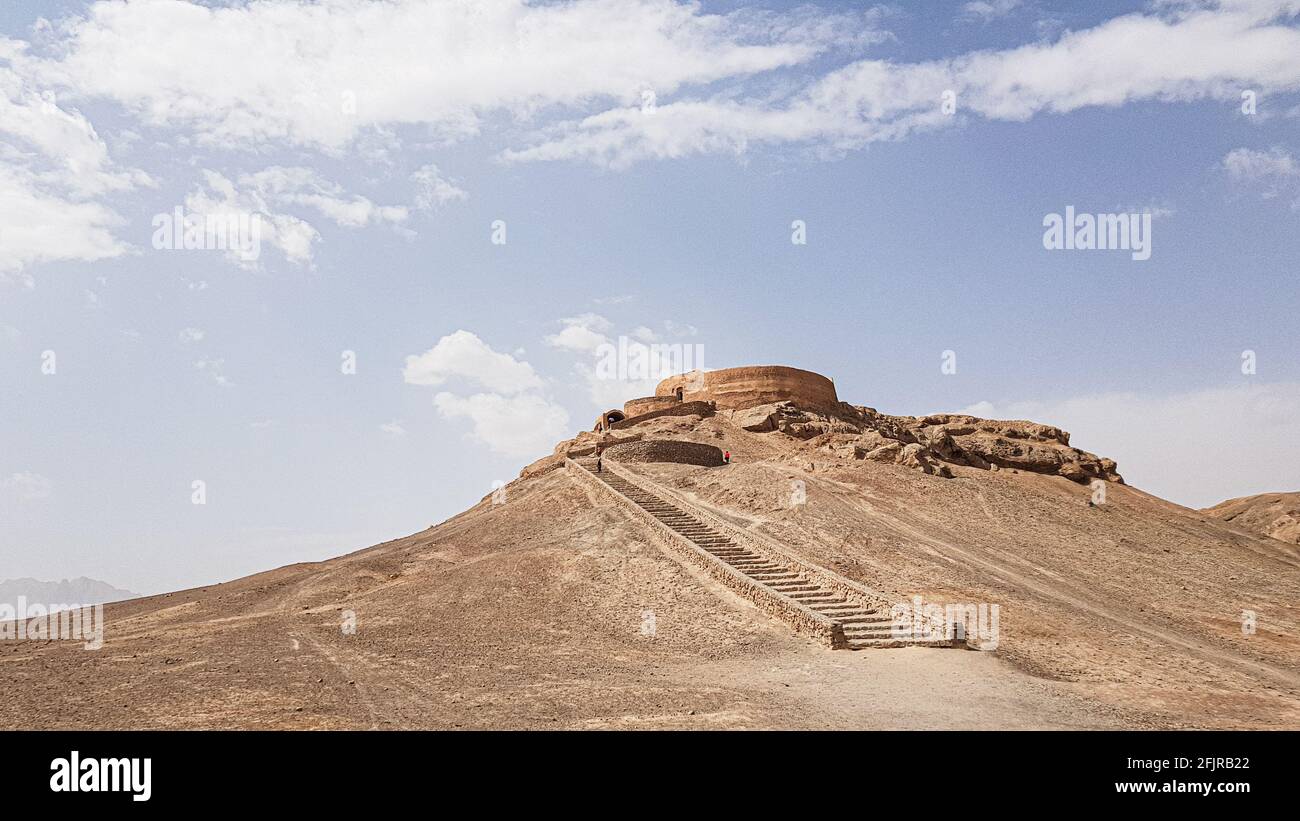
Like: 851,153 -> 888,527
1202,492 -> 1300,545
2,403 -> 1297,729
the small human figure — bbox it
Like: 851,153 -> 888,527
723,450 -> 730,464
596,448 -> 603,473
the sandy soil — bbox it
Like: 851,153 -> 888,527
3,410 -> 1297,729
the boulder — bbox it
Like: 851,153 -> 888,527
732,404 -> 780,433
1058,461 -> 1089,483
861,442 -> 902,462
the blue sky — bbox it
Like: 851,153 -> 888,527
2,0 -> 1298,594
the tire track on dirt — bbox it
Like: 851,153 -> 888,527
293,631 -> 383,730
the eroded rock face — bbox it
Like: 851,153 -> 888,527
1202,492 -> 1300,544
913,415 -> 1121,484
726,401 -> 1122,484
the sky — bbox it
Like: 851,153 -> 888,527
1,0 -> 1298,595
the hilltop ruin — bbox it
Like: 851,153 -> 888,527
553,364 -> 1123,486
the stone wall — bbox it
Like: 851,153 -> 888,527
655,365 -> 839,413
622,395 -> 681,417
603,439 -> 724,466
611,400 -> 715,430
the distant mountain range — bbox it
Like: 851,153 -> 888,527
0,577 -> 138,610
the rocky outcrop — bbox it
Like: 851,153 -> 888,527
729,402 -> 858,438
725,401 -> 1121,484
1202,492 -> 1300,544
519,453 -> 567,479
902,413 -> 1122,484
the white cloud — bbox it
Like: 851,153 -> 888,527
405,330 -> 569,457
183,170 -> 319,267
0,163 -> 128,279
433,391 -> 570,457
1224,146 -> 1298,179
403,330 -> 542,394
379,420 -> 407,437
544,313 -> 612,354
505,1 -> 1300,167
242,166 -> 409,228
2,471 -> 52,502
573,360 -> 664,411
1222,146 -> 1300,198
548,315 -> 704,409
412,163 -> 467,209
179,327 -> 205,343
28,0 -> 856,152
961,0 -> 1024,22
0,47 -> 149,279
181,166 -> 409,267
958,381 -> 1300,509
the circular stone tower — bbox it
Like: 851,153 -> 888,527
654,365 -> 838,413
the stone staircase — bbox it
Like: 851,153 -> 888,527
578,460 -> 913,649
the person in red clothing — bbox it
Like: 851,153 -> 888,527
723,450 -> 730,464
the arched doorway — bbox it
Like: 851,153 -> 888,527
593,410 -> 626,431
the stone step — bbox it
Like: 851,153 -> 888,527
843,627 -> 897,638
789,595 -> 842,604
583,460 -> 952,653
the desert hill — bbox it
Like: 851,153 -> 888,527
1202,492 -> 1300,545
2,374 -> 1298,730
